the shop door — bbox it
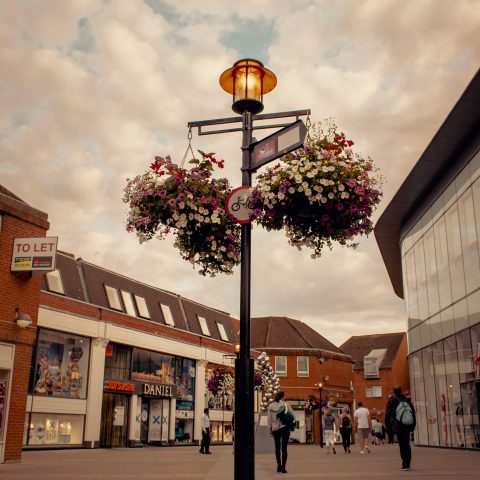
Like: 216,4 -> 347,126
147,399 -> 170,444
100,393 -> 129,448
140,400 -> 149,444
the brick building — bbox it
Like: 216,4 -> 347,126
251,316 -> 353,444
340,332 -> 410,422
0,186 -> 49,462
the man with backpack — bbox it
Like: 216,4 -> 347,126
385,386 -> 416,471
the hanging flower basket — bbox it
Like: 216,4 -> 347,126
250,120 -> 383,257
123,152 -> 241,276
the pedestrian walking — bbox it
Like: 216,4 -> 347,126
372,417 -> 383,445
354,401 -> 371,454
385,385 -> 416,471
339,406 -> 352,453
199,408 -> 212,454
268,390 -> 292,474
322,407 -> 337,455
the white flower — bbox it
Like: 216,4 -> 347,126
322,166 -> 329,172
341,191 -> 350,199
278,192 -> 285,200
302,181 -> 309,188
298,186 -> 304,192
321,196 -> 327,203
305,189 -> 312,196
338,184 -> 345,191
295,175 -> 302,183
328,192 -> 335,199
288,187 -> 295,194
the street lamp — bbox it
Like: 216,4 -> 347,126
315,382 -> 324,448
188,59 -> 310,480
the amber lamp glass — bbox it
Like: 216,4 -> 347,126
219,59 -> 277,115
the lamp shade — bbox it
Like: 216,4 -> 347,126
219,59 -> 277,114
15,312 -> 32,328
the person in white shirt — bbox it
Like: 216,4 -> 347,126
354,401 -> 371,454
199,408 -> 211,454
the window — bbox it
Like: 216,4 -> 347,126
105,285 -> 122,311
365,386 -> 382,398
216,322 -> 229,341
297,356 -> 309,377
32,329 -> 91,399
121,291 -> 136,316
364,349 -> 386,379
160,304 -> 175,326
197,315 -> 210,336
46,269 -> 64,294
135,295 -> 150,318
275,356 -> 287,376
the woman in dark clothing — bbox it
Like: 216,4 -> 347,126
339,406 -> 352,453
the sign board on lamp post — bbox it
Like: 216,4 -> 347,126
249,119 -> 307,171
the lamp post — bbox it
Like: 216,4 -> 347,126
188,59 -> 310,480
315,382 -> 324,448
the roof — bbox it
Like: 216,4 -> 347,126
251,316 -> 347,356
42,252 -> 238,344
340,332 -> 406,369
374,68 -> 480,298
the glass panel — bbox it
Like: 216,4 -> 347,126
424,227 -> 440,316
197,316 -> 210,336
100,393 -> 128,447
454,299 -> 469,333
455,163 -> 471,197
27,413 -> 85,446
33,329 -> 90,399
275,356 -> 287,376
405,248 -> 419,327
441,306 -> 455,339
104,343 -> 131,380
408,325 -> 421,353
46,269 -> 64,294
105,285 -> 122,311
422,347 -> 440,446
429,313 -> 443,343
175,358 -> 195,402
151,352 -> 175,384
445,204 -> 466,303
160,304 -> 175,326
419,321 -> 432,349
414,238 -> 429,321
216,322 -> 229,341
472,178 -> 480,257
458,188 -> 480,294
432,342 -> 445,446
456,329 -> 473,383
0,370 -> 9,443
297,356 -> 309,376
443,335 -> 462,447
410,352 -> 428,445
469,149 -> 480,182
121,291 -> 136,316
131,349 -> 151,380
467,289 -> 480,328
469,324 -> 480,447
434,217 -> 453,310
135,295 -> 150,318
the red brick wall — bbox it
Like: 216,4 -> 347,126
0,208 -> 48,462
352,335 -> 410,421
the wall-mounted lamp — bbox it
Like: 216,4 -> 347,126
14,307 -> 32,329
318,356 -> 326,364
323,375 -> 330,382
234,342 -> 240,356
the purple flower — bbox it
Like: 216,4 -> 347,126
346,179 -> 356,188
158,190 -> 167,196
336,203 -> 344,211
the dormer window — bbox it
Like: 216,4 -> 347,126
46,269 -> 64,294
197,315 -> 210,336
105,285 -> 122,311
363,348 -> 387,379
216,322 -> 229,341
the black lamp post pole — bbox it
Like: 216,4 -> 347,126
319,387 -> 324,448
234,111 -> 255,480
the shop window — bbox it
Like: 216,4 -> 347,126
104,343 -> 132,380
121,290 -> 136,316
275,356 -> 287,376
32,329 -> 90,399
365,386 -> 382,398
45,269 -> 65,294
24,413 -> 85,446
175,357 -> 195,402
135,295 -> 150,319
216,322 -> 229,341
297,356 -> 309,377
105,285 -> 122,311
160,303 -> 175,326
0,371 -> 9,444
198,315 -> 210,336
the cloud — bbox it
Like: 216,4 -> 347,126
1,0 -> 479,348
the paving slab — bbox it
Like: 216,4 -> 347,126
1,443 -> 479,480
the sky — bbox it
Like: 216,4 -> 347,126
1,0 -> 479,347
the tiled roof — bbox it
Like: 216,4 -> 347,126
251,316 -> 346,356
340,332 -> 406,369
42,252 -> 239,344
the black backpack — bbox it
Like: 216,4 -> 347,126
341,415 -> 351,427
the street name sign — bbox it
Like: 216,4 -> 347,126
249,119 -> 307,171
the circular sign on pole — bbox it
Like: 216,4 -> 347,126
226,186 -> 255,224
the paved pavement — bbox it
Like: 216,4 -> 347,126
1,442 -> 479,479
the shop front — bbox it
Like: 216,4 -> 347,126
23,328 -> 91,449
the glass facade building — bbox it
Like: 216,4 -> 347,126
402,149 -> 480,448
375,70 -> 480,450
